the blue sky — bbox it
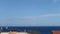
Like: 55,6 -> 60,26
0,0 -> 60,26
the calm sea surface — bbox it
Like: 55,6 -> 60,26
0,26 -> 60,34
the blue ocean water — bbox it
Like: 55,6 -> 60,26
0,26 -> 60,34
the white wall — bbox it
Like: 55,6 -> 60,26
0,32 -> 29,34
17,32 -> 29,34
1,32 -> 9,34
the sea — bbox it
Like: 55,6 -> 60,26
0,26 -> 60,34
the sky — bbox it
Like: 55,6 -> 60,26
0,0 -> 60,26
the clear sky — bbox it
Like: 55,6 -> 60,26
0,0 -> 60,26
